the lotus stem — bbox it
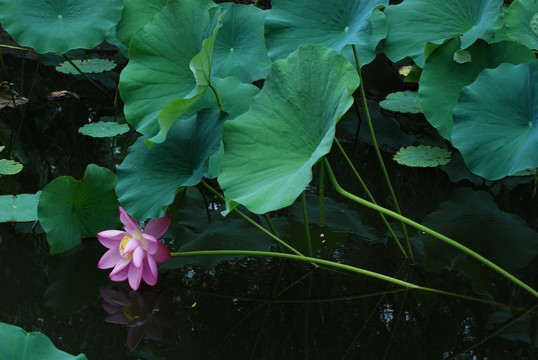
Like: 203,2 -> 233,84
62,54 -> 112,99
350,44 -> 412,261
323,158 -> 538,299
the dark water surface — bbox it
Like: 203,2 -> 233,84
1,52 -> 538,360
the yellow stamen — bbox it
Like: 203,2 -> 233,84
119,235 -> 133,259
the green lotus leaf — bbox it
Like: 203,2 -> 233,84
56,59 -> 116,74
265,0 -> 388,66
115,0 -> 168,48
0,322 -> 87,360
117,109 -> 226,220
219,44 -> 359,215
422,188 -> 538,273
78,121 -> 129,138
503,0 -> 538,51
0,159 -> 23,175
383,0 -> 503,67
211,3 -> 272,83
37,164 -> 120,255
451,61 -> 538,180
419,38 -> 535,139
0,0 -> 123,54
393,145 -> 451,167
0,192 -> 40,222
379,91 -> 421,114
119,0 -> 223,142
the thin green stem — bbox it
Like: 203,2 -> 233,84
334,137 -> 408,259
208,81 -> 224,112
350,44 -> 412,259
319,161 -> 326,228
301,191 -> 313,257
62,54 -> 112,99
323,158 -> 538,299
170,250 -> 476,298
201,180 -> 307,258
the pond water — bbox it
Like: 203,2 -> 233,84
1,49 -> 538,360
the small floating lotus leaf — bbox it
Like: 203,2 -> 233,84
78,121 -> 129,138
394,145 -> 451,167
0,322 -> 87,359
0,159 -> 23,175
383,0 -> 503,66
0,0 -> 123,54
379,91 -> 421,114
219,44 -> 359,214
38,164 -> 119,255
56,59 -> 117,74
0,192 -> 40,222
451,62 -> 538,180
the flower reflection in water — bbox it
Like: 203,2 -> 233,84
100,284 -> 172,351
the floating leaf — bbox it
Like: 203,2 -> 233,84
383,0 -> 503,66
451,61 -> 538,180
265,0 -> 388,66
421,188 -> 538,273
0,192 -> 40,222
120,0 -> 224,142
379,91 -> 421,114
78,121 -> 129,138
0,0 -> 123,54
211,3 -> 272,83
393,145 -> 451,167
0,322 -> 87,360
56,59 -> 116,74
219,44 -> 359,214
37,164 -> 119,255
453,49 -> 471,64
117,109 -> 226,220
419,38 -> 535,139
0,159 -> 23,175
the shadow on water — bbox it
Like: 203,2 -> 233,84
1,47 -> 538,360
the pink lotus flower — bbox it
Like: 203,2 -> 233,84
97,207 -> 171,290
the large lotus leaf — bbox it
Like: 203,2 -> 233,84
117,109 -> 226,220
211,3 -> 272,83
219,44 -> 359,215
420,38 -> 535,139
421,188 -> 538,273
0,0 -> 123,54
0,192 -> 40,222
451,61 -> 538,180
0,322 -> 87,360
115,0 -> 168,48
37,164 -> 120,255
119,0 -> 223,142
503,0 -> 538,51
265,0 -> 388,65
383,0 -> 503,67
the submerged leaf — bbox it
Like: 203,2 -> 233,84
219,44 -> 359,214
